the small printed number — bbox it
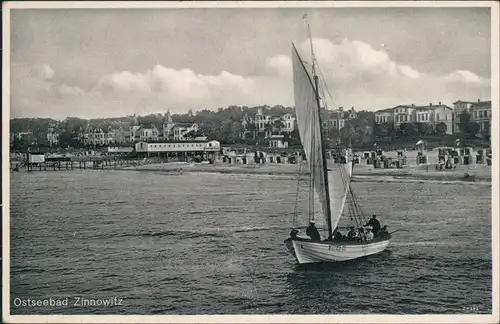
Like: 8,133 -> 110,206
463,306 -> 480,312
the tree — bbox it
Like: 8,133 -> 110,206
229,121 -> 245,143
467,122 -> 480,138
245,122 -> 257,140
458,111 -> 471,134
435,122 -> 448,135
374,123 -> 389,138
399,122 -> 418,137
481,121 -> 491,141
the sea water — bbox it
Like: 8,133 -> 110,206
9,170 -> 491,314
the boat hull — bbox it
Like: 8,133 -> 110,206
284,236 -> 391,264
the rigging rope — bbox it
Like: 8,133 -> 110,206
316,60 -> 338,109
292,161 -> 303,228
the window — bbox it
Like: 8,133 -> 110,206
479,111 -> 483,118
484,110 -> 488,117
436,114 -> 439,121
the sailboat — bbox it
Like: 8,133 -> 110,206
284,26 -> 392,265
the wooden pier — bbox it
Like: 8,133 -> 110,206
12,156 -> 143,172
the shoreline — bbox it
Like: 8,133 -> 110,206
111,162 -> 492,183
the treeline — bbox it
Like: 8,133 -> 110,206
9,106 -> 490,151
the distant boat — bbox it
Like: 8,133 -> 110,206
284,20 -> 392,264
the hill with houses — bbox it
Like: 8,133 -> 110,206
9,100 -> 492,152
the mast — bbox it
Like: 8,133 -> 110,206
306,17 -> 334,238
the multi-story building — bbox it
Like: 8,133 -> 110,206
453,99 -> 491,133
327,106 -> 357,131
280,113 -> 295,132
374,102 -> 453,134
171,123 -> 200,141
242,107 -> 272,132
241,108 -> 296,135
46,125 -> 59,147
136,125 -> 159,142
82,126 -> 106,146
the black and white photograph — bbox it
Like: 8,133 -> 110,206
3,1 -> 499,323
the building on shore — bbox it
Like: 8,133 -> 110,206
453,99 -> 492,134
241,107 -> 296,138
374,102 -> 453,135
134,140 -> 221,162
269,135 -> 288,148
327,106 -> 358,131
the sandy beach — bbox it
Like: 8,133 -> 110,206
117,159 -> 492,183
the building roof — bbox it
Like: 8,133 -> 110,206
376,103 -> 452,113
173,123 -> 196,128
453,100 -> 475,104
470,101 -> 492,109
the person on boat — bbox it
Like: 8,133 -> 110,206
365,215 -> 381,236
290,228 -> 299,239
332,227 -> 343,242
357,227 -> 366,242
347,226 -> 357,241
365,227 -> 374,241
379,225 -> 389,239
306,220 -> 321,241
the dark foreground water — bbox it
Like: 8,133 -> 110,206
10,170 -> 492,314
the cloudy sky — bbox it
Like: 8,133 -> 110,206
9,5 -> 491,119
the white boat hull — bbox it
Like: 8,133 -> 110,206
284,236 -> 391,264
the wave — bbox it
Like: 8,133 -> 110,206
96,229 -> 227,240
233,225 -> 284,233
94,224 -> 290,240
391,241 -> 459,247
404,253 -> 491,268
352,176 -> 491,186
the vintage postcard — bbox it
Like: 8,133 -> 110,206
2,1 -> 499,323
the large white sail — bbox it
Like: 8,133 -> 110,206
327,162 -> 352,230
291,43 -> 329,224
292,43 -> 351,233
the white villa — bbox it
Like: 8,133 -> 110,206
327,106 -> 358,131
241,107 -> 296,136
453,99 -> 492,133
374,102 -> 454,135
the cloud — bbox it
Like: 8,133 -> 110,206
442,70 -> 487,83
266,55 -> 292,76
292,37 -> 490,109
56,84 -> 85,98
29,63 -> 55,81
10,38 -> 490,119
96,65 -> 258,108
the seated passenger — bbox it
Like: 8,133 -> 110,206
289,228 -> 299,239
379,225 -> 389,238
347,226 -> 357,241
306,220 -> 321,241
365,215 -> 381,237
365,227 -> 374,241
333,228 -> 343,242
357,227 -> 366,242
